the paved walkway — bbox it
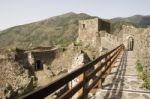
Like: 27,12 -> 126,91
93,51 -> 150,99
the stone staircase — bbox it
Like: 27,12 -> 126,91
93,51 -> 150,99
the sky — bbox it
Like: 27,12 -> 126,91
0,0 -> 150,30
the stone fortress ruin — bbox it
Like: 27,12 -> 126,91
0,17 -> 150,99
14,18 -> 140,76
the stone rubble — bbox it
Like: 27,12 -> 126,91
0,50 -> 35,99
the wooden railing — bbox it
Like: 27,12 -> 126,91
19,44 -> 124,99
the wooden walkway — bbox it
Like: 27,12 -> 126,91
94,51 -> 150,99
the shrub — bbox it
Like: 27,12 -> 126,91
136,61 -> 143,72
136,60 -> 150,90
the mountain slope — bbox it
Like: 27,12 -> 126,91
110,21 -> 135,34
0,12 -> 94,49
110,15 -> 150,28
0,13 -> 150,49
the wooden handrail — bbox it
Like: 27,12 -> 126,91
19,44 -> 124,99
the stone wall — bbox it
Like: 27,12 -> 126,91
30,48 -> 64,68
31,50 -> 55,66
101,31 -> 120,51
119,25 -> 150,80
15,51 -> 32,70
14,47 -> 65,71
98,19 -> 110,33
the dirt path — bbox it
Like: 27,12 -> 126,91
35,71 -> 52,87
93,51 -> 150,99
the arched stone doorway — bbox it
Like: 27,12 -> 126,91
128,37 -> 134,51
35,60 -> 43,70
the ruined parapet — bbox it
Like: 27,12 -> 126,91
100,31 -> 121,51
102,32 -> 121,44
15,50 -> 30,69
25,47 -> 65,71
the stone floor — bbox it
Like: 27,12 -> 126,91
92,51 -> 150,99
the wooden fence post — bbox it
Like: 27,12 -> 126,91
108,54 -> 112,74
102,55 -> 108,84
90,61 -> 102,94
77,63 -> 89,99
96,61 -> 102,88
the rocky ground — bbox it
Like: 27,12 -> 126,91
35,70 -> 67,87
0,50 -> 35,99
92,51 -> 150,99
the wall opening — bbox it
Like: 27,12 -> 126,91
128,37 -> 134,51
35,60 -> 43,70
82,24 -> 85,28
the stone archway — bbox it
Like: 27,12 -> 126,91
128,37 -> 134,51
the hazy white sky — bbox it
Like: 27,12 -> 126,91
0,0 -> 150,30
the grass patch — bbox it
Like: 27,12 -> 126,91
136,60 -> 150,90
142,72 -> 150,89
144,80 -> 150,90
60,39 -> 72,47
137,62 -> 143,72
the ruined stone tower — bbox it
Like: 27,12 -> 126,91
77,18 -> 110,48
